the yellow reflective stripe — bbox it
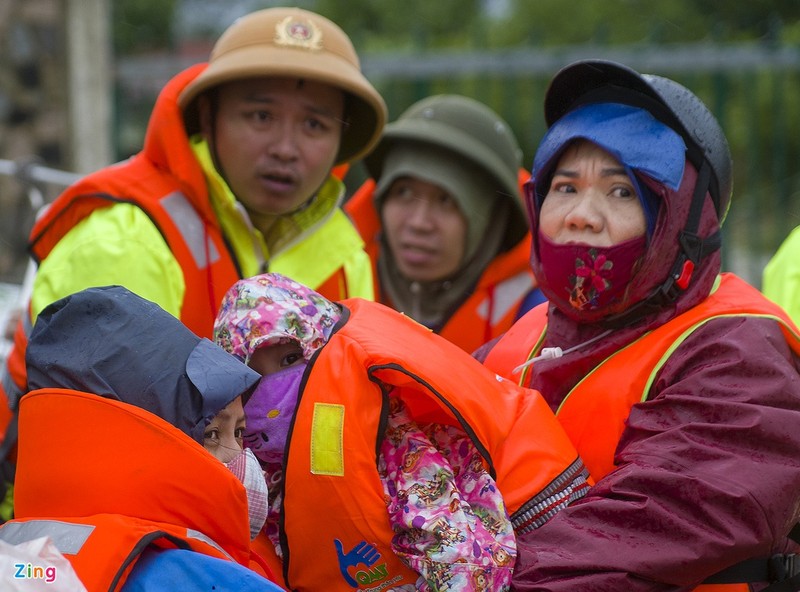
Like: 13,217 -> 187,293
561,309 -> 800,413
642,312 -> 800,401
518,328 -> 547,388
310,403 -> 345,476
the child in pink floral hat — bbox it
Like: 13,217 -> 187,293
214,273 -> 524,591
214,273 -> 340,466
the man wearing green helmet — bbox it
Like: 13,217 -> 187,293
347,94 -> 544,354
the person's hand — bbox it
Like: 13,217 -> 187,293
334,539 -> 380,587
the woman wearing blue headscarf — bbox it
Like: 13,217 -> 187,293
479,60 -> 800,591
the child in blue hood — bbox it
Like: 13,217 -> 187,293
2,285 -> 281,591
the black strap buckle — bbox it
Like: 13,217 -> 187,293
771,554 -> 800,582
704,553 -> 800,590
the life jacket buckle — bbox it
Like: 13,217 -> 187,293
769,553 -> 800,582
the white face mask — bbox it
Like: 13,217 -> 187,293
225,447 -> 269,539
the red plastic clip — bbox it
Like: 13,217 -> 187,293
676,259 -> 695,290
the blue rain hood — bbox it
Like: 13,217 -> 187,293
26,286 -> 261,443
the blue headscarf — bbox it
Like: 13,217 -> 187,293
530,102 -> 686,236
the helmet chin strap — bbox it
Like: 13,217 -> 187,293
600,159 -> 721,329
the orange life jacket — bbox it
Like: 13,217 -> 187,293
28,69 -> 240,340
345,176 -> 537,353
0,514 -> 239,592
484,273 -> 800,591
9,388 -> 267,589
278,297 -> 589,591
251,532 -> 287,590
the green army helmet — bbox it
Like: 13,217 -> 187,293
364,94 -> 529,248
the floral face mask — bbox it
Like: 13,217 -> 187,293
537,230 -> 647,322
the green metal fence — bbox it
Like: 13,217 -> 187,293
353,41 -> 800,287
6,39 -> 799,289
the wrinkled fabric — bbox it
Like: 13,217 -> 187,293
244,293 -> 588,590
380,397 -> 516,592
214,273 -> 340,562
14,389 -> 258,583
26,286 -> 260,443
507,163 -> 800,589
20,285 -> 267,584
214,273 -> 341,363
244,363 -> 308,464
256,399 -> 518,591
531,103 -> 686,195
483,92 -> 800,591
510,316 -> 800,591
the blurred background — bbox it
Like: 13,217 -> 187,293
1,0 -> 800,300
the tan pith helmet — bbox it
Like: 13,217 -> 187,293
179,7 -> 387,164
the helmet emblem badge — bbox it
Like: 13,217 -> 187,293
274,16 -> 323,50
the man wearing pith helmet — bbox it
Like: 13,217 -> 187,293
178,7 -> 387,302
0,7 -> 387,508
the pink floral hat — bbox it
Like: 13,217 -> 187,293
214,273 -> 341,363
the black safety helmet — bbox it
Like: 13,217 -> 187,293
544,59 -> 732,222
541,59 -> 733,322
